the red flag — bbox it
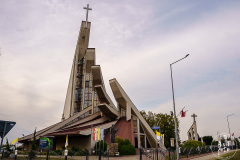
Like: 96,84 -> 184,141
181,110 -> 186,117
232,133 -> 234,137
93,128 -> 96,141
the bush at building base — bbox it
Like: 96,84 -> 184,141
115,136 -> 136,155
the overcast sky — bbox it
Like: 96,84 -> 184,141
0,0 -> 240,144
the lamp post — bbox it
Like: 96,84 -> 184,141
170,54 -> 189,160
227,114 -> 234,148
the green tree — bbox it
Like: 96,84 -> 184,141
3,138 -> 12,158
140,110 -> 179,148
31,128 -> 37,151
202,136 -> 213,145
5,138 -> 11,152
234,138 -> 240,146
221,137 -> 225,144
183,140 -> 206,149
29,128 -> 37,158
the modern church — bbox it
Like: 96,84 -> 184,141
19,6 -> 159,151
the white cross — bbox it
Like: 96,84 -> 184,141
83,4 -> 92,28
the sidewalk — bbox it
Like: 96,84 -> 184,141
181,149 -> 238,160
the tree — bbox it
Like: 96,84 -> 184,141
29,128 -> 37,158
3,138 -> 12,158
202,136 -> 213,145
234,138 -> 240,146
140,110 -> 180,148
31,128 -> 37,151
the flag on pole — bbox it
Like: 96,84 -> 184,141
95,128 -> 98,140
11,137 -> 19,145
98,128 -> 100,141
65,135 -> 68,148
232,133 -> 234,137
181,109 -> 186,117
93,128 -> 96,141
156,131 -> 163,140
100,128 -> 104,140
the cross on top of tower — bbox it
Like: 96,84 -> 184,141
83,4 -> 92,28
191,113 -> 197,123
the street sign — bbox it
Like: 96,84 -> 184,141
152,126 -> 160,130
0,120 -> 16,138
0,120 -> 16,152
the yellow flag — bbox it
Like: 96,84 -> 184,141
98,128 -> 100,140
156,131 -> 161,140
11,137 -> 18,145
65,135 -> 68,148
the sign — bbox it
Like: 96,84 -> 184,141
39,137 -> 53,150
0,120 -> 16,138
170,138 -> 175,147
64,150 -> 68,156
152,126 -> 160,130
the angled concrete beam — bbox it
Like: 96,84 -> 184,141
94,85 -> 116,109
91,65 -> 105,89
19,107 -> 92,142
109,78 -> 157,148
97,103 -> 118,119
85,48 -> 95,73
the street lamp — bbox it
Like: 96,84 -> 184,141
227,114 -> 234,148
170,54 -> 189,160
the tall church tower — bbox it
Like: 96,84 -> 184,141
62,5 -> 100,120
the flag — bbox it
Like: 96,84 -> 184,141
98,128 -> 100,141
11,137 -> 18,145
232,133 -> 234,137
181,109 -> 186,117
65,135 -> 68,148
156,131 -> 163,140
95,128 -> 98,140
201,136 -> 203,143
93,128 -> 96,141
100,128 -> 104,140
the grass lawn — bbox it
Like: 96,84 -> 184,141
213,150 -> 240,160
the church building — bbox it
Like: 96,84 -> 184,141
19,5 -> 159,151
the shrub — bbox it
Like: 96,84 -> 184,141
115,136 -> 136,155
183,140 -> 206,149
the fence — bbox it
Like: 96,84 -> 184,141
0,149 -> 111,160
139,148 -> 168,160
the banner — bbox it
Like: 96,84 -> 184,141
11,137 -> 19,145
100,128 -> 104,140
93,128 -> 96,141
65,135 -> 68,148
39,137 -> 53,150
98,128 -> 100,140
